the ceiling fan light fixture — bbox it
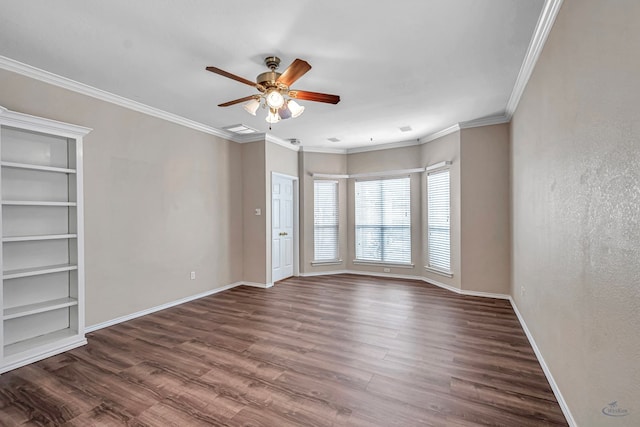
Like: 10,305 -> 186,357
265,90 -> 285,109
278,103 -> 292,120
265,108 -> 281,124
243,98 -> 260,116
287,99 -> 305,118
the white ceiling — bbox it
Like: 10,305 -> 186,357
0,0 -> 544,150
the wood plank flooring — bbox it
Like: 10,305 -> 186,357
0,274 -> 568,426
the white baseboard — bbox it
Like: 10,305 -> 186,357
85,281 -> 243,332
299,270 -> 349,277
300,269 -> 511,300
242,281 -> 273,288
509,297 -> 576,426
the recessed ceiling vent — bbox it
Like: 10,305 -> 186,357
223,124 -> 259,135
327,137 -> 341,142
399,126 -> 412,132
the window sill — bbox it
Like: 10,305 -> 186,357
353,260 -> 415,269
424,266 -> 453,278
311,259 -> 343,266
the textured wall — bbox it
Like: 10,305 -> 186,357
511,0 -> 640,425
0,68 -> 244,326
241,141 -> 266,285
460,124 -> 510,294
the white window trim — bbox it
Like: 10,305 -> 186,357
353,260 -> 415,269
311,259 -> 343,266
424,265 -> 453,278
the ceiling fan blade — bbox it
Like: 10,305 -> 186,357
206,66 -> 256,87
218,95 -> 258,107
289,90 -> 340,104
277,59 -> 312,87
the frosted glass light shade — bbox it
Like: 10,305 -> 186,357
287,99 -> 305,118
266,108 -> 281,123
278,103 -> 292,120
243,98 -> 260,115
265,90 -> 285,109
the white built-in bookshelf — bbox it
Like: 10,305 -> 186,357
0,106 -> 91,373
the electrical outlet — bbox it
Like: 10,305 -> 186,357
521,286 -> 525,296
383,268 -> 391,273
190,271 -> 196,280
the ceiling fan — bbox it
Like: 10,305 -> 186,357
206,56 -> 340,124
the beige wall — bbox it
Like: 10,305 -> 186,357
299,151 -> 348,274
460,124 -> 510,294
421,132 -> 462,290
0,68 -> 244,326
511,0 -> 640,425
241,141 -> 266,285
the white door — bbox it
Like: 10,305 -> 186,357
272,174 -> 294,282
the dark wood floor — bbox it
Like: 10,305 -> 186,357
0,274 -> 567,426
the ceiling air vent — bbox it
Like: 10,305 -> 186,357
399,126 -> 412,132
223,124 -> 259,135
327,137 -> 341,143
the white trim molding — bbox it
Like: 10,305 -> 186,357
424,266 -> 454,278
426,161 -> 452,172
420,124 -> 461,144
85,282 -> 242,333
509,298 -> 577,426
0,338 -> 88,374
460,114 -> 510,129
0,56 -> 243,142
299,269 -> 349,277
242,281 -> 274,289
352,260 -> 415,269
311,173 -> 350,179
265,134 -> 300,152
301,146 -> 348,154
505,0 -> 564,118
310,259 -> 343,266
0,105 -> 92,138
350,167 -> 425,180
346,138 -> 423,154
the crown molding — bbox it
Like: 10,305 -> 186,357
266,134 -> 300,151
460,114 -> 510,129
346,138 -> 423,154
420,124 -> 461,144
230,132 -> 266,144
0,55 -> 244,142
0,104 -> 92,137
1,0 -> 563,154
301,146 -> 347,154
505,0 -> 564,118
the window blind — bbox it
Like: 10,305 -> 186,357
314,180 -> 339,261
355,177 -> 411,264
427,169 -> 451,272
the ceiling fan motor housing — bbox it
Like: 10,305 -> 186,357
256,71 -> 282,88
264,56 -> 281,70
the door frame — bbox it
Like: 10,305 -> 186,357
270,172 -> 300,284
